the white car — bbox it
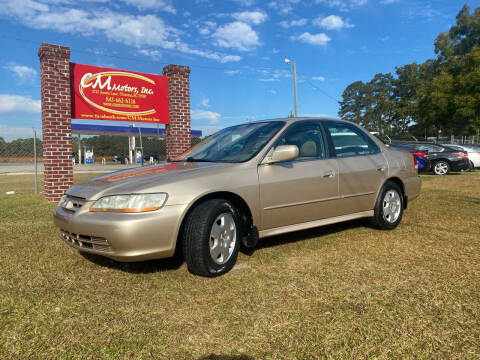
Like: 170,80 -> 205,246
443,144 -> 480,168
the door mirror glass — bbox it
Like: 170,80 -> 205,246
264,145 -> 299,164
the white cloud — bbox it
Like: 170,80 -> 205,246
213,21 -> 260,51
259,68 -> 291,82
191,109 -> 221,124
224,69 -> 241,75
292,32 -> 331,46
137,49 -> 162,60
268,0 -> 300,14
0,94 -> 41,114
0,1 -> 241,63
200,98 -> 211,108
0,125 -> 38,141
198,21 -> 216,35
233,0 -> 255,6
315,0 -> 367,11
312,76 -> 325,81
5,63 -> 38,83
121,0 -> 175,12
313,15 -> 353,30
279,18 -> 307,28
232,10 -> 267,25
381,0 -> 399,4
268,90 -> 277,94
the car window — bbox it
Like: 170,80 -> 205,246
276,121 -> 327,160
444,145 -> 462,151
325,122 -> 379,158
409,144 -> 442,152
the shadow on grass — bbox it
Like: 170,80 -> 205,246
80,251 -> 184,274
255,218 -> 367,251
80,219 -> 368,273
197,355 -> 254,360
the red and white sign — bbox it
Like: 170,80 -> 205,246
71,63 -> 168,124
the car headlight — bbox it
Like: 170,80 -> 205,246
90,193 -> 168,213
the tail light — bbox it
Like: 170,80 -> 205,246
453,152 -> 468,159
412,151 -> 427,157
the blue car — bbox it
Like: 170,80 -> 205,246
388,143 -> 431,172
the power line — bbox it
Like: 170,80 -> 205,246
303,78 -> 341,103
3,34 -> 343,105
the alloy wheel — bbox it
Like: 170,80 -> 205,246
209,213 -> 237,265
382,190 -> 401,224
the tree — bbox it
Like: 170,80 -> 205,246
338,4 -> 480,138
338,81 -> 369,126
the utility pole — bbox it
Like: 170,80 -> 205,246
33,128 -> 38,193
285,58 -> 298,117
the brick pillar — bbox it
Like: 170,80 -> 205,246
162,65 -> 191,160
38,43 -> 73,202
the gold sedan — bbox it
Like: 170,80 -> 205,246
54,118 -> 421,276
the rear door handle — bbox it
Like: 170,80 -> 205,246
323,170 -> 335,178
377,166 -> 386,172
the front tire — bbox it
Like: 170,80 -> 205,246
369,181 -> 404,230
182,199 -> 241,277
433,160 -> 450,175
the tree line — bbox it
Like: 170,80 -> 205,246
338,5 -> 480,140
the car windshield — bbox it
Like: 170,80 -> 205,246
173,121 -> 285,163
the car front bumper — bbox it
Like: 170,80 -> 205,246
53,202 -> 187,262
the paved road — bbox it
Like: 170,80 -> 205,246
0,162 -> 142,175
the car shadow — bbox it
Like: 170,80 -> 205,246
80,219 -> 367,273
197,355 -> 254,360
254,218 -> 366,251
80,250 -> 184,274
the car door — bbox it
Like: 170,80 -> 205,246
258,121 -> 340,230
323,121 -> 387,215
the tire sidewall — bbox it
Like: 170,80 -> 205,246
375,182 -> 403,230
202,201 -> 241,276
433,161 -> 449,175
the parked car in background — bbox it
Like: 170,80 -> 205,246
143,154 -> 159,163
54,118 -> 421,277
441,144 -> 480,169
388,143 -> 431,173
392,142 -> 469,175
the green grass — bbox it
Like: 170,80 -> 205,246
1,172 -> 480,359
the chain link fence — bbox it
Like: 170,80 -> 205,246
0,129 -> 41,193
1,129 -> 204,193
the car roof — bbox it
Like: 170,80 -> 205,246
251,117 -> 354,125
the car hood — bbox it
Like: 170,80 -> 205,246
66,162 -> 236,200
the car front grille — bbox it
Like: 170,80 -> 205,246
60,229 -> 112,253
60,196 -> 86,213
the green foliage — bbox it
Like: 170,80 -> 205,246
339,5 -> 480,138
0,137 -> 43,157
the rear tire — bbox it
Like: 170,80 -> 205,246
433,160 -> 450,175
182,199 -> 241,277
369,181 -> 404,230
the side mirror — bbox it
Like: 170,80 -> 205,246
263,145 -> 299,164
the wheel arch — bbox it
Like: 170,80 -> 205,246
175,191 -> 254,252
384,176 -> 407,209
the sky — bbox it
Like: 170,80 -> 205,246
0,0 -> 474,141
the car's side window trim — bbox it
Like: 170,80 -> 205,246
260,120 -> 334,164
324,121 -> 381,159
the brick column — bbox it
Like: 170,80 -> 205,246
162,65 -> 191,160
38,43 -> 73,202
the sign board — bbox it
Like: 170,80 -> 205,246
71,63 -> 169,124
